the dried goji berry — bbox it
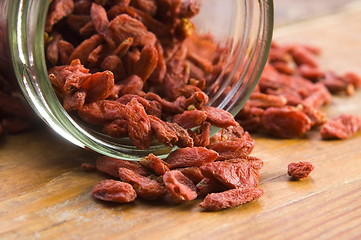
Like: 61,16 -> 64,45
320,114 -> 361,140
165,122 -> 194,148
262,106 -> 312,138
48,59 -> 91,95
188,122 -> 210,147
288,162 -> 315,180
139,153 -> 170,176
102,119 -> 128,138
45,0 -> 74,32
226,156 -> 264,171
321,71 -> 354,95
196,178 -> 226,197
46,32 -> 61,65
117,94 -> 162,118
148,41 -> 167,85
288,45 -> 319,68
199,187 -> 263,211
165,147 -> 218,169
119,75 -> 144,96
109,14 -> 156,47
248,92 -> 287,109
202,106 -> 237,128
342,72 -> 361,88
80,70 -> 115,102
58,40 -> 74,65
124,98 -> 152,149
100,55 -> 126,81
172,109 -> 207,129
178,167 -> 204,185
163,170 -> 198,203
200,160 -> 261,189
207,138 -> 255,161
118,167 -> 166,200
145,92 -> 184,114
149,115 -> 178,147
302,83 -> 331,109
62,90 -> 87,112
92,179 -> 137,203
133,44 -> 158,81
113,37 -> 134,58
69,34 -> 104,65
272,61 -> 295,75
78,100 -> 127,125
209,123 -> 250,143
96,156 -> 148,178
183,90 -> 209,110
81,163 -> 97,172
298,64 -> 323,81
90,3 -> 115,48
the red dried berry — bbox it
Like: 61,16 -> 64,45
125,98 -> 152,149
118,167 -> 166,200
149,115 -> 178,147
199,187 -> 263,211
207,138 -> 255,161
320,114 -> 361,140
96,156 -> 148,178
78,100 -> 127,125
163,170 -> 198,203
81,70 -> 115,102
262,106 -> 312,138
92,179 -> 137,203
139,153 -> 170,176
165,147 -> 219,169
202,106 -> 237,128
288,162 -> 315,180
172,109 -> 208,129
200,160 -> 261,189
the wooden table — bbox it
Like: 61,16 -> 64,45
2,1 -> 361,239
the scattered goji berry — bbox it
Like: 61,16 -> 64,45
199,187 -> 263,211
320,114 -> 361,140
288,162 -> 315,180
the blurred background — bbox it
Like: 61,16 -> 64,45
274,0 -> 361,26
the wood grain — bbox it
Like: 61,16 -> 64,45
2,3 -> 361,240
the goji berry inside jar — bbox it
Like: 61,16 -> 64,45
3,0 -> 273,160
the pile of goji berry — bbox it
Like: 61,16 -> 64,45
236,41 -> 361,140
44,0 -> 265,211
1,0 -> 361,211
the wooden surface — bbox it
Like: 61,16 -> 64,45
2,2 -> 361,240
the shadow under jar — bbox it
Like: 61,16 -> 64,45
0,0 -> 273,160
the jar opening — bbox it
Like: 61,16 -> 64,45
9,0 -> 273,160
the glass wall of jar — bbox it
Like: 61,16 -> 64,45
0,0 -> 273,160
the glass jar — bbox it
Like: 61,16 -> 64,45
0,0 -> 273,160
